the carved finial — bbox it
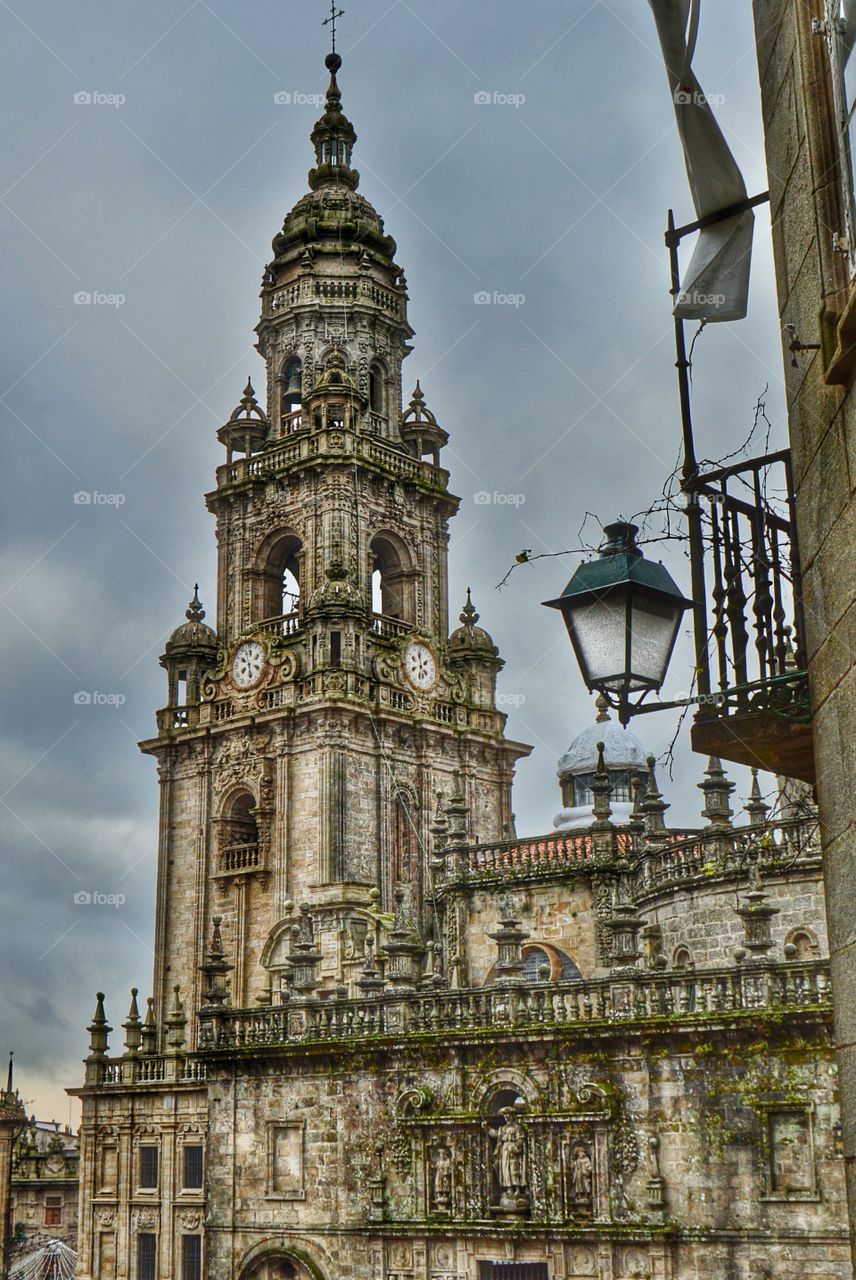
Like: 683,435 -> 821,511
87,993 -> 112,1060
642,755 -> 669,838
228,379 -> 266,423
185,584 -> 205,623
141,998 -> 157,1055
745,768 -> 770,828
595,692 -> 610,723
698,755 -> 734,831
165,984 -> 187,1051
590,741 -> 613,831
122,988 -> 142,1057
459,588 -> 479,627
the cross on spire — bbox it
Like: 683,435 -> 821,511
322,0 -> 345,53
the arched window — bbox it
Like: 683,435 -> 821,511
673,946 -> 695,1011
254,531 -> 302,623
369,363 -> 385,415
369,533 -> 415,623
786,928 -> 818,961
521,945 -> 581,984
281,357 -> 302,417
392,790 -> 418,883
220,790 -> 259,873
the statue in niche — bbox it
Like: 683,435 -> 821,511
571,1145 -> 593,1203
487,1107 -> 529,1213
431,1144 -> 453,1210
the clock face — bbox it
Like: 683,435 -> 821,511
232,640 -> 266,689
403,642 -> 437,691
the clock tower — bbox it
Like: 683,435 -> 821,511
144,53 -> 531,1027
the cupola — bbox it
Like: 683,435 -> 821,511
553,697 -> 649,831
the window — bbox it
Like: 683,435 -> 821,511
44,1196 -> 62,1227
478,1262 -> 548,1280
826,2 -> 856,266
369,364 -> 385,414
572,768 -> 635,806
139,1145 -> 159,1189
522,945 -> 581,984
182,1235 -> 202,1280
183,1145 -> 204,1190
138,1233 -> 157,1280
330,631 -> 342,667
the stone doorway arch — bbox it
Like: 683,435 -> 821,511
237,1243 -> 326,1280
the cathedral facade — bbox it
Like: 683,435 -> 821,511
70,54 -> 850,1280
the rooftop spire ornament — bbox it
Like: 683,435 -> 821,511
322,0 -> 345,54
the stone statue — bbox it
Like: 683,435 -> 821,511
488,1107 -> 528,1207
431,1144 -> 452,1208
571,1145 -> 593,1201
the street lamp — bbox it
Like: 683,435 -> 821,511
543,520 -> 693,725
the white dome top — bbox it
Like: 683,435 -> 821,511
557,716 -> 648,778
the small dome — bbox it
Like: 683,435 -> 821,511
552,702 -> 648,832
165,587 -> 218,653
448,589 -> 497,655
557,714 -> 647,779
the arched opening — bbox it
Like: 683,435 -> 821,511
369,533 -> 415,625
369,362 -> 386,417
392,790 -> 418,884
254,531 -> 302,624
521,944 -> 580,983
220,790 -> 259,873
280,356 -> 303,423
673,946 -> 695,1012
786,927 -> 818,961
484,1088 -> 529,1212
240,1257 -> 302,1280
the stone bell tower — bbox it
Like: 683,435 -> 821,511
141,53 -> 530,1033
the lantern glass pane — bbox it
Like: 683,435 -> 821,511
567,591 -> 629,689
628,594 -> 682,689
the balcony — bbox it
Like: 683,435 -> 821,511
196,959 -> 831,1054
685,450 -> 814,782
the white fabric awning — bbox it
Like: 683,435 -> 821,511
648,0 -> 754,322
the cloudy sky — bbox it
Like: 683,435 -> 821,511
0,0 -> 788,1120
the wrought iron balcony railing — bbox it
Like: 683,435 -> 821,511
684,449 -> 813,782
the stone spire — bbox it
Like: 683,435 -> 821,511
745,769 -> 770,827
122,989 -> 142,1058
642,756 -> 669,840
698,756 -> 735,831
86,993 -> 111,1062
590,740 -> 614,832
309,53 -> 359,191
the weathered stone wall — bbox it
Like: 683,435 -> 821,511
753,0 -> 856,1253
201,1030 -> 849,1280
73,1084 -> 206,1280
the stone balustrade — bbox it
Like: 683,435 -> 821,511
440,817 -> 820,888
194,959 -> 830,1055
